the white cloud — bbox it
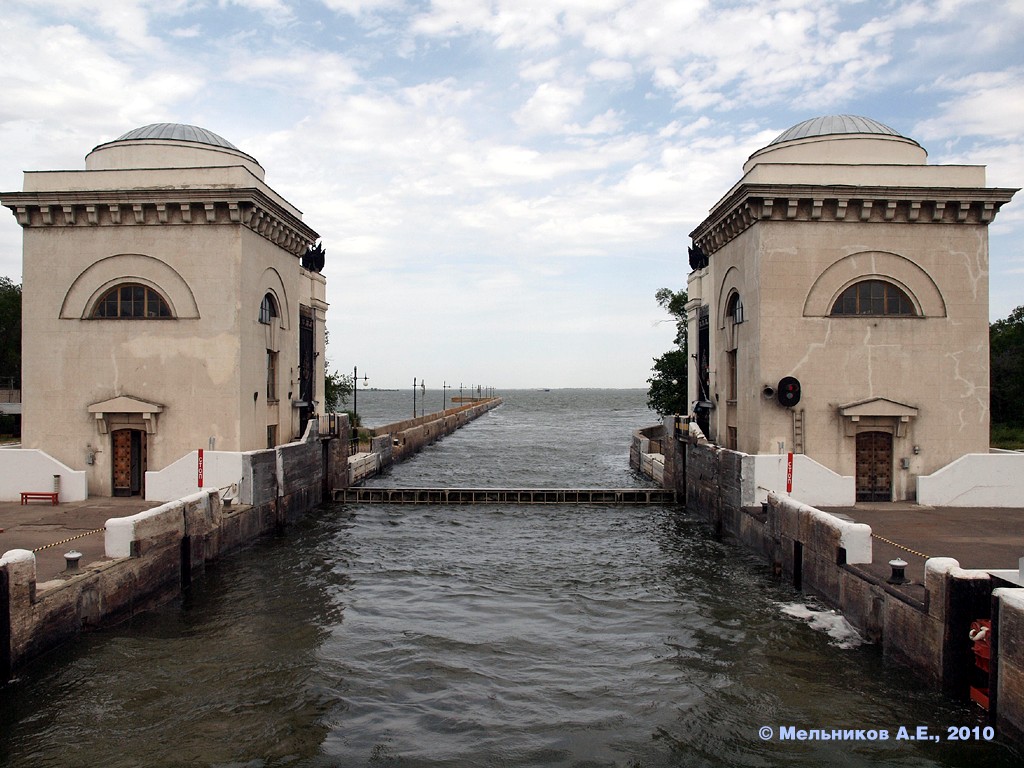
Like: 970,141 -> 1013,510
587,59 -> 634,82
514,82 -> 584,133
1,0 -> 1021,386
914,69 -> 1024,143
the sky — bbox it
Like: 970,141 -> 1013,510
0,0 -> 1021,390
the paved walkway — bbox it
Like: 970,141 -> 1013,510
0,497 -> 158,584
821,502 -> 1024,589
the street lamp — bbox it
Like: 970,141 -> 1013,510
413,377 -> 417,419
353,366 -> 368,422
443,381 -> 452,411
420,379 -> 426,417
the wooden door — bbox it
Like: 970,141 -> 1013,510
856,431 -> 892,502
112,429 -> 146,496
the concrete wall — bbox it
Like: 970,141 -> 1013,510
1,426 -> 346,681
994,588 -> 1024,742
918,453 -> 1024,507
144,450 -> 245,501
630,426 -> 666,485
373,399 -> 501,466
675,432 -> 1018,735
0,449 -> 88,502
749,453 -> 855,506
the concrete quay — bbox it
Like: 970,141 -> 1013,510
653,430 -> 1024,747
0,496 -> 157,585
822,502 -> 1024,592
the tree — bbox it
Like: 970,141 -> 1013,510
647,288 -> 688,417
991,304 -> 1024,427
0,276 -> 21,384
324,370 -> 353,413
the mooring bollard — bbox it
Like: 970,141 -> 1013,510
887,558 -> 908,585
64,550 -> 83,572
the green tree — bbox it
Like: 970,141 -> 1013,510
0,276 -> 21,383
647,288 -> 688,417
991,304 -> 1024,427
324,370 -> 353,413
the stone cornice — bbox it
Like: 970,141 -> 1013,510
0,187 -> 319,257
689,183 -> 1018,256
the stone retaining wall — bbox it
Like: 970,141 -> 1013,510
664,428 -> 1024,740
1,417 -> 350,681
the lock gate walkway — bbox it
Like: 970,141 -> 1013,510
333,487 -> 677,506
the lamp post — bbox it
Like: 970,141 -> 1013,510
420,379 -> 426,417
353,366 -> 368,422
413,377 -> 417,419
443,381 -> 452,412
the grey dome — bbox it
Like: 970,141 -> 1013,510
769,115 -> 906,146
113,123 -> 239,150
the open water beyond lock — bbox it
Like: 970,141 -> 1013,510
0,389 -> 1019,767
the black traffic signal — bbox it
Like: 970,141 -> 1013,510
777,376 -> 801,407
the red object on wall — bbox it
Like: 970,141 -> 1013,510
969,619 -> 992,710
198,448 -> 204,488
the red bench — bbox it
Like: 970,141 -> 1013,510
20,492 -> 59,505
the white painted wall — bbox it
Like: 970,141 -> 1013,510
748,453 -> 855,507
105,495 -> 193,558
144,450 -> 244,502
349,452 -> 381,485
917,453 -> 1024,507
0,449 -> 88,501
768,492 -> 873,564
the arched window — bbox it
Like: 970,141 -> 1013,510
726,292 -> 744,324
830,280 -> 917,317
259,293 -> 279,325
93,284 -> 172,318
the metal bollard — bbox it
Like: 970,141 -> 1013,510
887,558 -> 908,585
64,550 -> 83,572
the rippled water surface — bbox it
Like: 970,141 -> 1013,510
1,390 -> 1019,767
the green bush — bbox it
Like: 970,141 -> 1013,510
991,423 -> 1024,450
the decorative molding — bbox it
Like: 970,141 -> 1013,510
1,188 -> 319,257
689,183 -> 1018,256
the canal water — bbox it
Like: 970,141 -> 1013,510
0,390 -> 1019,767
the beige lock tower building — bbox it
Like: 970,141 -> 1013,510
686,115 -> 1016,501
2,123 -> 328,496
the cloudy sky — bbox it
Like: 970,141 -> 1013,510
1,0 -> 1021,389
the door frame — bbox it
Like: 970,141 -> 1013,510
111,428 -> 147,497
855,430 -> 893,502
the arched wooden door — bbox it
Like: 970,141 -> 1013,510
855,431 -> 892,502
112,428 -> 147,496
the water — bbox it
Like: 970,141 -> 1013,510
1,390 -> 1019,767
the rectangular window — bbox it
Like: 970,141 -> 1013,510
266,350 -> 278,401
267,424 -> 277,449
727,349 -> 738,402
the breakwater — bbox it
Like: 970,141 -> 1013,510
348,397 -> 502,484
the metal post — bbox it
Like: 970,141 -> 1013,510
413,377 -> 417,419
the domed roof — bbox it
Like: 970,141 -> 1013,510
112,123 -> 240,150
769,115 -> 905,146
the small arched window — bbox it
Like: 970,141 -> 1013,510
93,284 -> 172,319
726,292 -> 744,324
830,280 -> 917,317
259,293 -> 279,325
